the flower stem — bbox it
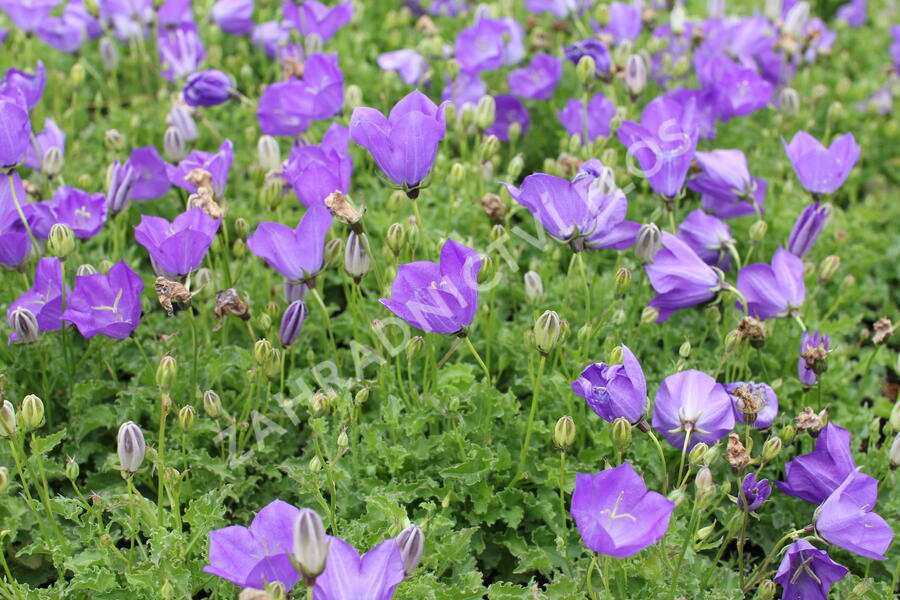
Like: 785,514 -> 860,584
157,394 -> 168,526
585,555 -> 598,600
463,336 -> 491,384
675,429 -> 692,487
646,429 -> 669,493
310,288 -> 338,361
670,498 -> 701,597
558,451 -> 568,544
742,529 -> 808,594
510,355 -> 546,487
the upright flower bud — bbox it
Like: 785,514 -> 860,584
534,310 -> 562,355
117,421 -> 146,474
100,38 -> 120,71
689,442 -> 710,467
254,339 -> 273,364
524,271 -> 543,302
678,340 -> 691,358
695,466 -> 714,493
778,87 -> 800,116
758,580 -> 776,600
344,84 -> 363,111
0,466 -> 8,494
396,524 -> 424,576
474,95 -> 496,129
670,4 -> 687,34
635,223 -> 662,262
889,433 -> 900,469
20,395 -> 44,431
178,405 -> 196,431
344,231 -> 371,283
762,436 -> 783,461
507,153 -> 525,179
164,126 -> 187,162
76,263 -> 97,276
292,508 -> 330,585
640,306 -> 659,324
257,135 -> 281,170
66,457 -> 80,481
749,219 -> 768,243
323,238 -> 344,270
47,224 -> 75,258
0,401 -> 16,438
613,268 -> 631,297
624,55 -> 647,97
42,146 -> 64,178
386,223 -> 406,256
9,307 -> 39,343
203,390 -> 223,419
782,1 -> 809,37
156,355 -> 178,389
105,129 -> 125,150
576,56 -> 596,84
612,417 -> 632,453
554,416 -> 576,450
818,256 -> 840,282
279,300 -> 308,347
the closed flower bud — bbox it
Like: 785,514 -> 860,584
554,416 -> 576,450
758,580 -> 776,600
47,223 -> 75,258
310,456 -> 322,474
670,4 -> 687,34
635,223 -> 662,262
0,466 -> 8,493
344,84 -> 363,111
762,436 -> 783,461
889,433 -> 900,469
292,508 -> 330,585
100,38 -> 120,71
406,336 -> 425,359
76,263 -> 97,276
480,135 -> 500,160
448,163 -> 466,186
781,424 -> 796,444
355,387 -> 370,405
524,271 -> 543,302
689,442 -> 710,467
624,55 -> 647,97
117,421 -> 146,474
66,457 -> 80,481
386,223 -> 406,256
778,87 -> 800,116
612,417 -> 632,453
264,349 -> 281,379
323,238 -> 344,270
344,232 -> 371,282
749,219 -> 768,242
233,238 -> 246,257
309,391 -> 330,417
253,339 -> 273,365
818,255 -> 840,282
613,268 -> 631,297
576,55 -> 596,84
42,146 -> 64,178
20,395 -> 44,430
678,341 -> 691,358
257,135 -> 281,171
640,306 -> 659,324
534,310 -> 562,355
703,444 -> 721,465
156,355 -> 177,389
0,401 -> 16,438
696,524 -> 715,541
257,312 -> 272,331
105,129 -> 125,150
474,95 -> 496,129
203,390 -> 222,419
396,524 -> 425,576
826,101 -> 843,125
695,466 -> 714,491
279,300 -> 308,347
9,307 -> 39,343
336,430 -> 349,449
667,488 -> 687,507
164,126 -> 187,162
607,345 -> 624,366
594,3 -> 609,25
507,153 -> 525,179
478,254 -> 494,284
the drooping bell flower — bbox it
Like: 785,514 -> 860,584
158,0 -> 193,26
558,93 -> 616,144
441,70 -> 486,109
602,2 -> 643,43
252,20 -> 303,62
23,118 -> 65,172
157,23 -> 206,82
167,104 -> 198,144
247,207 -> 333,283
563,39 -> 611,76
0,173 -> 33,268
35,9 -> 90,53
572,345 -> 647,425
737,473 -> 771,511
570,463 -> 674,558
502,159 -> 639,252
350,89 -> 447,195
283,123 -> 352,209
524,0 -> 589,18
183,70 -> 234,107
695,53 -> 772,122
6,257 -> 64,343
507,53 -> 561,100
735,247 -> 805,321
0,0 -> 61,33
724,382 -> 778,429
455,17 -> 524,73
786,202 -> 827,258
774,540 -> 847,600
814,469 -> 893,560
783,132 -> 860,195
211,0 -> 254,35
283,0 -> 352,43
687,149 -> 766,218
62,261 -> 144,339
652,369 -> 735,450
0,87 -> 32,168
645,233 -> 723,322
257,53 -> 344,136
128,146 -> 172,201
485,95 -> 530,142
27,186 -> 107,239
676,209 -> 734,270
312,537 -> 406,600
377,50 -> 428,87
617,96 -> 699,199
777,423 -> 856,504
381,238 -> 481,334
204,499 -> 302,590
99,0 -> 154,41
798,330 -> 829,386
134,208 -> 221,277
836,0 -> 866,27
166,139 -> 234,197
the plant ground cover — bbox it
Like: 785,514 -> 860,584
0,0 -> 899,599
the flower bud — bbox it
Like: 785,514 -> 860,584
355,387 -> 370,406
66,457 -> 80,481
689,442 -> 709,467
279,300 -> 308,347
323,238 -> 344,270
105,129 -> 125,150
889,401 -> 900,432
9,307 -> 39,343
748,219 -> 767,243
156,355 -> 178,389
576,55 -> 596,84
758,580 -> 776,600
594,3 -> 609,25
0,392 -> 18,433
100,38 -> 120,71
778,87 -> 800,116
396,524 -> 424,576
344,232 -> 371,282
695,466 -> 714,491
292,508 -> 330,585
524,271 -> 543,302
477,254 -> 494,285
257,312 -> 272,331
20,395 -> 44,431
257,135 -> 281,171
534,310 -> 562,355
696,524 -> 715,541
177,405 -> 195,431
336,430 -> 349,449
640,306 -> 659,324
613,268 -> 631,297
76,263 -> 97,276
42,146 -> 64,178
670,4 -> 687,34
554,416 -> 576,450
254,339 -> 273,365
204,390 -> 222,419
47,223 -> 75,258
117,421 -> 146,474
344,84 -> 363,111
264,348 -> 282,380
703,444 -> 720,465
782,1 -> 809,37
817,255 -> 840,283
667,488 -> 687,507
624,55 -> 647,97
889,433 -> 900,469
474,95 -> 496,129
0,466 -> 8,494
762,436 -> 783,461
678,341 -> 691,358
164,126 -> 187,162
635,223 -> 662,262
507,153 -> 525,179
386,223 -> 406,256
612,417 -> 632,453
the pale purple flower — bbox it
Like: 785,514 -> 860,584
724,382 -> 778,429
645,233 -> 722,322
836,0 -> 866,27
798,330 -> 828,386
212,0 -> 254,35
23,118 -> 65,171
441,70 -> 486,109
183,70 -> 234,107
485,95 -> 530,142
687,149 -> 766,218
157,23 -> 206,82
378,50 -> 428,87
525,0 -> 589,18
695,53 -> 772,121
814,469 -> 893,560
257,54 -> 344,136
572,345 -> 647,424
62,261 -> 144,339
284,123 -> 353,209
166,140 -> 234,197
99,0 -> 153,41
735,247 -> 805,320
27,186 -> 107,239
284,1 -> 352,43
652,369 -> 735,450
0,87 -> 32,168
0,0 -> 61,33
455,17 -> 524,73
312,537 -> 406,600
777,423 -> 855,504
737,472 -> 771,511
786,202 -> 827,258
783,132 -> 860,195
128,146 -> 172,201
158,0 -> 193,27
892,26 -> 900,75
558,93 -> 616,144
247,207 -> 333,282
508,53 -> 561,100
564,39 -> 611,76
36,5 -> 95,53
676,209 -> 733,270
0,174 -> 31,268
134,208 -> 221,277
571,463 -> 674,558
252,20 -> 303,61
6,257 -> 64,342
774,541 -> 847,600
602,2 -> 642,43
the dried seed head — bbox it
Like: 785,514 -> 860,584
725,433 -> 750,469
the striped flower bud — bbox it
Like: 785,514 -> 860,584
396,524 -> 425,576
117,421 -> 146,474
0,401 -> 16,438
292,508 -> 330,585
20,395 -> 44,431
9,307 -> 39,343
279,300 -> 308,347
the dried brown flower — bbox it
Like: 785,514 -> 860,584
154,277 -> 192,318
725,433 -> 751,469
213,288 -> 250,331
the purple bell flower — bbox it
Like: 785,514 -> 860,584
724,382 -> 778,429
257,53 -> 344,136
167,140 -> 234,197
774,540 -> 847,600
836,0 -> 866,27
783,132 -> 860,195
735,247 -> 805,321
283,123 -> 352,209
0,87 -> 33,168
602,2 -> 643,43
570,463 -> 674,558
134,208 -> 221,277
204,499 -> 302,590
0,0 -> 61,33
36,10 -> 89,53
427,0 -> 468,17
377,50 -> 428,87
557,93 -> 616,144
695,54 -> 772,121
777,423 -> 855,504
502,159 -> 639,251
524,0 -> 589,18
283,1 -> 352,43
252,20 -> 303,62
892,26 -> 900,75
158,0 -> 193,27
157,23 -> 206,82
687,149 -> 766,219
62,261 -> 144,339
652,369 -> 735,450
441,70 -> 486,109
380,238 -> 481,334
211,0 -> 254,35
167,105 -> 198,143
6,257 -> 64,342
814,469 -> 893,561
312,537 -> 406,600
247,207 -> 333,283
676,209 -> 734,270
572,345 -> 647,425
508,53 -> 562,100
786,202 -> 827,258
128,146 -> 172,201
485,95 -> 530,142
350,89 -> 447,192
28,186 -> 107,239
737,472 -> 771,511
798,330 -> 829,386
183,70 -> 234,107
99,0 -> 153,41
455,17 -> 524,73
617,96 -> 699,199
0,173 -> 33,268
564,39 -> 611,76
23,118 -> 64,171
645,233 -> 722,322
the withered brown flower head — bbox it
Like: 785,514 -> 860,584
478,193 -> 507,222
873,318 -> 894,345
725,433 -> 750,469
796,406 -> 828,437
213,288 -> 250,331
736,316 -> 766,348
155,277 -> 192,318
324,191 -> 362,224
732,383 -> 766,426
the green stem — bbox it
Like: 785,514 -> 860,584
463,336 -> 491,384
6,173 -> 37,252
675,429 -> 692,488
670,499 -> 701,597
646,428 -> 669,493
558,451 -> 568,543
310,288 -> 339,362
157,395 -> 168,527
602,556 -> 612,599
585,555 -> 599,600
510,355 -> 546,486
742,529 -> 808,594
